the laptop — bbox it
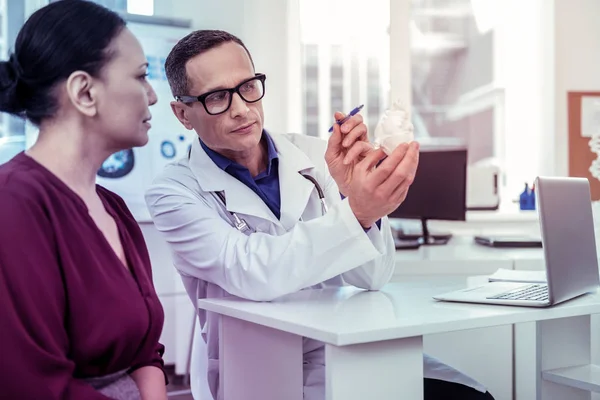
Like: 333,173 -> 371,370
433,176 -> 600,307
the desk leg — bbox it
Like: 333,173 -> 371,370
325,336 -> 423,400
592,315 -> 600,400
219,315 -> 303,400
536,315 -> 591,400
514,322 -> 538,400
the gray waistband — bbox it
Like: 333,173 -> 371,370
83,369 -> 129,389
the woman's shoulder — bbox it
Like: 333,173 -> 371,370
0,153 -> 51,203
0,157 -> 58,233
96,185 -> 135,220
96,184 -> 124,204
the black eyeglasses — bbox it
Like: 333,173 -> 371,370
175,73 -> 266,115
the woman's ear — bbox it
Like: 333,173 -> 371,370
65,71 -> 98,117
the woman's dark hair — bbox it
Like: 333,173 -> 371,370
0,0 -> 126,126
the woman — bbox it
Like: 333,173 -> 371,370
0,1 -> 166,399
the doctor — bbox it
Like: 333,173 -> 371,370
145,30 -> 494,400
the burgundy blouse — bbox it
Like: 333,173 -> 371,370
0,153 -> 165,399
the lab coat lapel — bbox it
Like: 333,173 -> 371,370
271,134 -> 316,231
187,138 -> 281,225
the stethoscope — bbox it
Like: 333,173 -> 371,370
213,173 -> 328,234
189,145 -> 328,233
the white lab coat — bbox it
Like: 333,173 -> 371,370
145,133 -> 486,399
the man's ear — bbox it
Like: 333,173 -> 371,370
65,71 -> 98,117
171,101 -> 195,130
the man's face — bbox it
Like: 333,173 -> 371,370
170,42 -> 265,158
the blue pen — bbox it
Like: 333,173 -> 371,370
328,104 -> 364,133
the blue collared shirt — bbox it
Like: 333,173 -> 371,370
201,132 -> 281,219
202,132 -> 379,230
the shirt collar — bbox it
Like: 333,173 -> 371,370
200,130 -> 279,174
263,131 -> 279,175
200,139 -> 233,171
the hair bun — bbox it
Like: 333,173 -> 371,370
0,55 -> 26,114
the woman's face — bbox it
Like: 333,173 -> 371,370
93,28 -> 157,150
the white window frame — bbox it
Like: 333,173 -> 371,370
127,0 -> 153,16
0,0 -> 10,137
389,0 -> 411,111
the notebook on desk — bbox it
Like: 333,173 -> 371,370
433,176 -> 600,307
474,235 -> 542,248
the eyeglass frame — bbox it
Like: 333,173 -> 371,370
175,73 -> 267,115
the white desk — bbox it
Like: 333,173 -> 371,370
392,238 -> 543,400
392,235 -> 600,400
140,208 -> 598,393
198,279 -> 600,400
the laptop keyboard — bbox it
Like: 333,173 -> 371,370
487,284 -> 549,302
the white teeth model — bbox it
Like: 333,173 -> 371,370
373,99 -> 414,155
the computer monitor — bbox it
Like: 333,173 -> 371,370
388,140 -> 467,245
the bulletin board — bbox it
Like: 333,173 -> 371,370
567,91 -> 600,200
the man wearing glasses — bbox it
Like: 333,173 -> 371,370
145,30 -> 493,400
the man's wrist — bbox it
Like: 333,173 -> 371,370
347,197 -> 375,228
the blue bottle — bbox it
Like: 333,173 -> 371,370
519,183 -> 535,210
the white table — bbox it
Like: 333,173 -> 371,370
198,279 -> 600,400
392,236 -> 546,400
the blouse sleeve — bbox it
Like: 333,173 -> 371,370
0,191 -> 111,400
128,340 -> 166,379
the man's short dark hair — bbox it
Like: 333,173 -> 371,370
164,29 -> 254,97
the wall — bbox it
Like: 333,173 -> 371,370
497,0 -> 600,197
554,0 -> 600,179
495,0 -> 549,197
153,0 -> 302,136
